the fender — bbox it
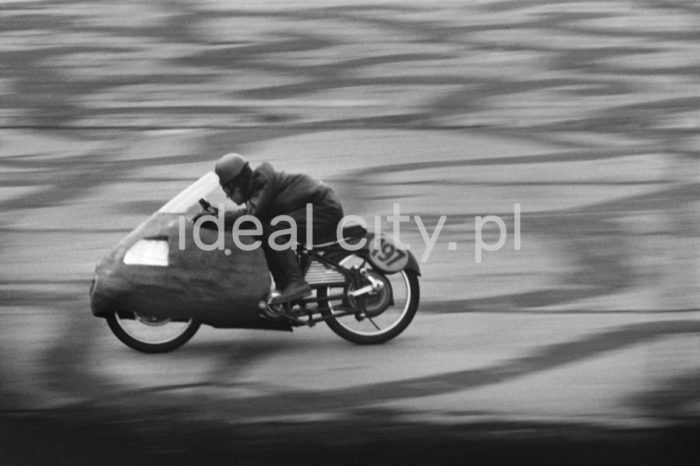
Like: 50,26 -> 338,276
404,249 -> 421,276
362,232 -> 421,276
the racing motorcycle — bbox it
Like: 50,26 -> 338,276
90,172 -> 421,353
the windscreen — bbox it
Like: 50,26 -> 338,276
157,172 -> 234,214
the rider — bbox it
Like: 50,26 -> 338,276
214,153 -> 344,304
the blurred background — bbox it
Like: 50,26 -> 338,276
1,0 -> 699,463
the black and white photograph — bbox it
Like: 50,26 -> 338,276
1,0 -> 699,464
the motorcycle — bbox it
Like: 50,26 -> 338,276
90,172 -> 421,353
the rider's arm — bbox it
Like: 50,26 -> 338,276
247,165 -> 275,219
223,208 -> 250,229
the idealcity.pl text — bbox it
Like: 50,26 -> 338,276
179,203 -> 521,263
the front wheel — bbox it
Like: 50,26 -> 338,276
320,257 -> 420,344
106,311 -> 200,353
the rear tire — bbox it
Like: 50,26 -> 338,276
320,264 -> 419,345
106,311 -> 200,353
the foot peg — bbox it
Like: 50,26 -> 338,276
258,286 -> 312,322
270,281 -> 311,305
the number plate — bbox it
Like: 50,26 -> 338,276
368,235 -> 409,273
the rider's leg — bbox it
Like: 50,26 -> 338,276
261,223 -> 311,303
264,247 -> 310,302
262,190 -> 343,304
287,191 -> 345,246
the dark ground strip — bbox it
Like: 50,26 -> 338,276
1,413 -> 698,465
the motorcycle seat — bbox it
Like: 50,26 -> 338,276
304,224 -> 368,250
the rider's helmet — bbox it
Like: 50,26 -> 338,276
215,153 -> 249,186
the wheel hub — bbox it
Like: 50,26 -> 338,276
134,314 -> 171,327
349,271 -> 392,318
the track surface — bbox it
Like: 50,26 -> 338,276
1,0 -> 699,462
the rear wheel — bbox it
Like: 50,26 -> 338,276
106,311 -> 200,353
320,255 -> 419,344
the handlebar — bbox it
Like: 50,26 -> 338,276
198,198 -> 212,210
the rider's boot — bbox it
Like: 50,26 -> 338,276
267,249 -> 311,305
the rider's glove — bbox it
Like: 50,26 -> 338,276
193,208 -> 218,223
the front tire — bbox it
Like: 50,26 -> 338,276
321,258 -> 420,344
106,311 -> 200,353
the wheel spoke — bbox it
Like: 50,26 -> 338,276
107,311 -> 200,353
117,313 -> 193,344
325,254 -> 413,339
